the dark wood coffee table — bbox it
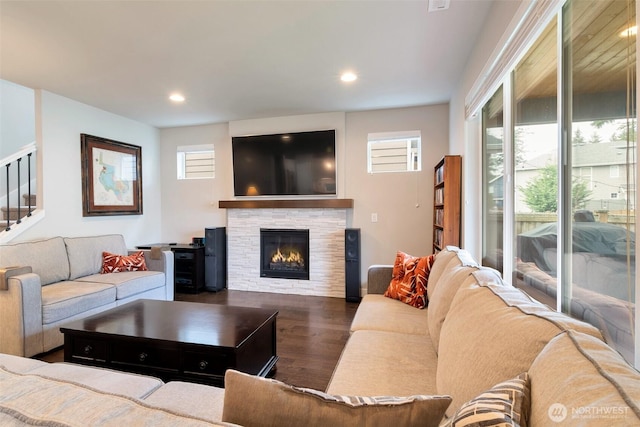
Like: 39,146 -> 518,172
60,299 -> 278,387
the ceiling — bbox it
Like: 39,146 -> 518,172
515,0 -> 635,101
0,0 -> 495,129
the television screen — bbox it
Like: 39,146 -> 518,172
232,130 -> 336,197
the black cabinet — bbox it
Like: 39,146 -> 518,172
172,245 -> 205,293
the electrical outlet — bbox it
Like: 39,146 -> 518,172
371,213 -> 378,223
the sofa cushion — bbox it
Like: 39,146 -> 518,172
427,246 -> 478,300
349,294 -> 428,335
429,267 -> 503,353
77,271 -> 165,300
64,234 -> 128,280
528,330 -> 640,426
144,381 -> 226,423
327,330 -> 438,397
224,370 -> 451,427
436,283 -> 604,417
0,354 -> 48,374
0,236 -> 69,285
425,247 -> 462,299
101,250 -> 148,273
427,263 -> 487,353
0,366 -> 223,426
383,252 -> 435,309
28,363 -> 163,399
41,281 -> 116,324
441,373 -> 530,427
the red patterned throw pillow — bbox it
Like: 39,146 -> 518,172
101,251 -> 148,273
384,251 -> 436,309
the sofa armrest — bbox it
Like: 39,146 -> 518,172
133,249 -> 175,301
135,249 -> 169,272
0,271 -> 44,356
367,265 -> 393,294
0,266 -> 32,291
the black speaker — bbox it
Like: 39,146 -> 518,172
204,227 -> 227,292
345,228 -> 361,302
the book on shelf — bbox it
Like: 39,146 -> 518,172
434,208 -> 444,226
434,228 -> 443,248
435,166 -> 444,184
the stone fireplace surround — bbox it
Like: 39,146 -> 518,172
222,200 -> 353,298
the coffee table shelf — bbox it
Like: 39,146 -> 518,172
61,300 -> 278,387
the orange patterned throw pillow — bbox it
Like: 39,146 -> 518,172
101,251 -> 148,273
384,251 -> 436,309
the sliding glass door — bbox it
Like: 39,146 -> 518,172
562,0 -> 636,363
482,86 -> 504,272
482,0 -> 637,366
512,19 -> 559,308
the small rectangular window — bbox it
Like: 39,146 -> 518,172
367,131 -> 421,173
610,192 -> 619,199
610,165 -> 620,178
177,145 -> 215,180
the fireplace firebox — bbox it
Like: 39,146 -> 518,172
260,228 -> 310,280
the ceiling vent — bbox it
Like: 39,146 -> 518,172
428,0 -> 450,12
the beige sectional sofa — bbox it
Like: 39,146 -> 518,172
0,246 -> 638,426
327,246 -> 640,425
0,234 -> 174,357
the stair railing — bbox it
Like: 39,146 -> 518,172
1,143 -> 37,232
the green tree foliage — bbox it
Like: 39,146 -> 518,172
487,128 -> 527,178
521,164 -> 592,212
588,132 -> 602,144
611,118 -> 637,143
572,128 -> 586,145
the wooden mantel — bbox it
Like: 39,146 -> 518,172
219,199 -> 353,209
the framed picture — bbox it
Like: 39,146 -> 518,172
80,134 -> 143,216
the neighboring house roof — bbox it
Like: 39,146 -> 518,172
519,141 -> 635,171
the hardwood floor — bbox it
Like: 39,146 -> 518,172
35,290 -> 359,391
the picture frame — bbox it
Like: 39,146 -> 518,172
80,134 -> 143,216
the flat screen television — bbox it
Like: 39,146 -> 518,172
232,129 -> 336,197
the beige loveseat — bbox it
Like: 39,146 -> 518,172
0,234 -> 174,357
0,246 -> 638,426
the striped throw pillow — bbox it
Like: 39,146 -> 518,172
223,369 -> 451,427
441,373 -> 530,427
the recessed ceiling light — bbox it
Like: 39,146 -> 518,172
340,72 -> 358,83
169,93 -> 185,103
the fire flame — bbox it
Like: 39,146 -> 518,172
271,247 -> 304,264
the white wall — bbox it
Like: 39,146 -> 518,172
159,112 -> 347,245
14,90 -> 163,246
345,105 -> 449,274
159,107 -> 449,291
0,80 -> 35,158
159,122 -> 232,243
449,0 -> 522,258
